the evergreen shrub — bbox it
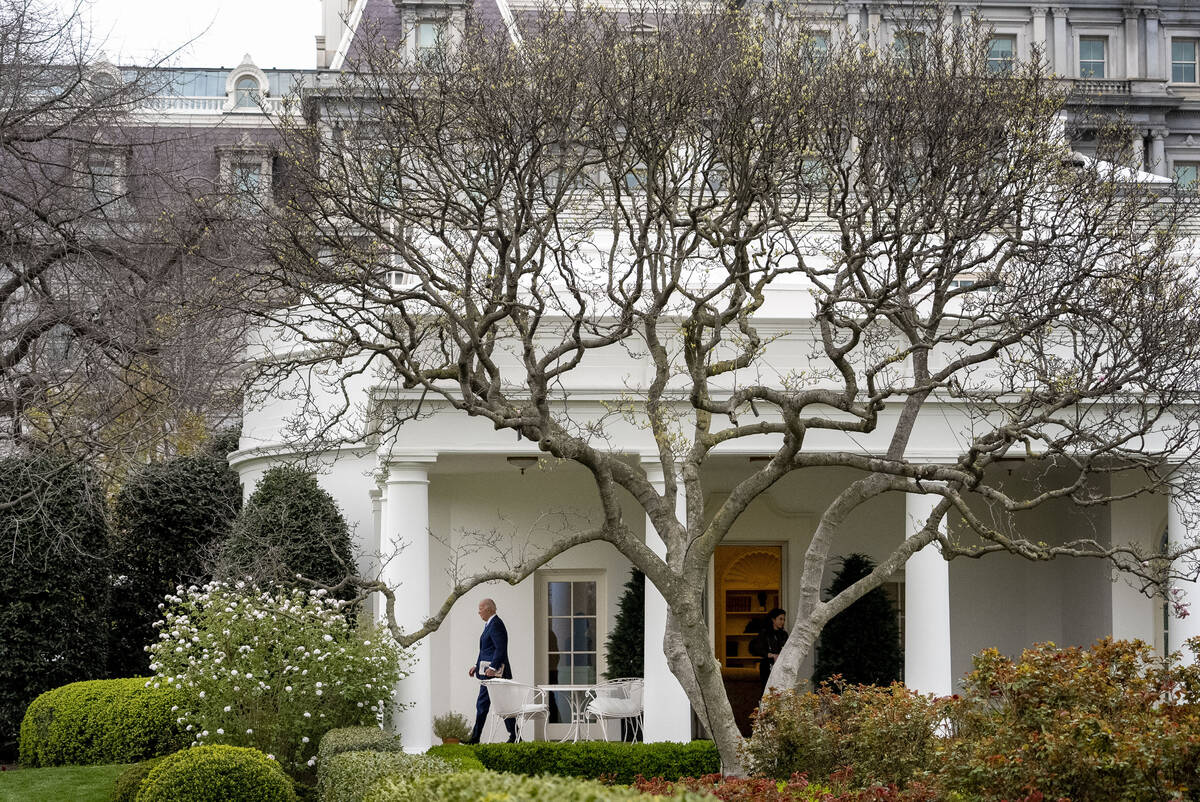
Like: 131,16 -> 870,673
317,727 -> 404,762
423,744 -> 486,772
603,568 -> 644,679
813,554 -> 901,686
0,456 -> 110,760
362,769 -> 714,802
219,467 -> 354,593
135,744 -> 297,802
112,757 -> 166,802
317,751 -> 453,802
109,453 -> 241,677
19,677 -> 187,767
470,740 -> 719,783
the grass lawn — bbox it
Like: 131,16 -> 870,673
0,763 -> 128,802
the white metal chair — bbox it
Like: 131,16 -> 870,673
482,679 -> 549,742
585,678 -> 644,741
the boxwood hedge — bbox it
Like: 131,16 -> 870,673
317,751 -> 455,802
363,769 -> 714,802
18,677 -> 188,767
470,740 -> 720,784
136,745 -> 297,802
317,727 -> 405,762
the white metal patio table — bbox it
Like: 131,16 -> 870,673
536,683 -> 599,743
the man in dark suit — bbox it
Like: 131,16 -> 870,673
465,597 -> 517,743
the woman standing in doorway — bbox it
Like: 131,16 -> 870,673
749,608 -> 788,690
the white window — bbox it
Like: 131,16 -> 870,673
987,35 -> 1016,73
1079,37 -> 1107,78
536,571 -> 605,737
234,76 -> 259,107
218,147 -> 273,208
86,152 -> 124,206
893,31 -> 925,56
1172,39 -> 1198,84
416,22 -> 442,64
1173,161 -> 1200,188
230,161 -> 263,196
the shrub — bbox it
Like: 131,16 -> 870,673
219,467 -> 355,594
135,744 -> 297,802
147,582 -> 408,776
317,727 -> 404,762
604,568 -> 644,680
633,773 -> 942,802
939,638 -> 1200,802
744,683 -> 944,789
423,744 -> 485,772
362,769 -> 714,802
471,740 -> 719,784
18,677 -> 188,767
317,751 -> 454,802
108,453 -> 241,677
112,757 -> 166,802
0,456 -> 110,760
431,712 -> 470,742
813,554 -> 901,686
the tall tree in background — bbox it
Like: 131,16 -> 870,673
251,1 -> 1200,772
0,0 -> 246,519
814,554 -> 902,687
107,441 -> 243,677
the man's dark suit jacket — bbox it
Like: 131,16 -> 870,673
477,615 -> 514,679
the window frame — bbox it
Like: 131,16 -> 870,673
1077,34 -> 1110,79
1171,159 -> 1200,189
1171,37 -> 1199,84
534,569 -> 607,740
986,34 -> 1017,74
216,146 -> 274,209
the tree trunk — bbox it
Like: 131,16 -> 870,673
663,594 -> 747,776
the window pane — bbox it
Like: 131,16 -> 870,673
1173,40 -> 1196,83
547,652 -> 568,685
573,618 -> 596,652
1174,163 -> 1198,187
548,690 -> 570,724
1172,40 -> 1195,64
1080,38 -> 1106,77
548,617 -> 572,653
573,653 -> 596,684
418,22 -> 439,49
232,163 -> 262,194
548,581 -> 571,616
572,581 -> 596,616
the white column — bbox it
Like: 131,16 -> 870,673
381,455 -> 436,752
642,459 -> 693,742
867,5 -> 882,49
1150,129 -> 1167,176
368,485 -> 384,622
1132,130 -> 1146,171
904,492 -> 953,696
1052,7 -> 1068,76
1167,477 -> 1200,664
845,3 -> 862,44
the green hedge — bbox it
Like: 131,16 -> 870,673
317,727 -> 405,762
423,744 -> 485,772
471,741 -> 720,784
112,757 -> 166,802
18,678 -> 188,767
136,745 -> 297,802
363,769 -> 714,802
317,752 -> 454,802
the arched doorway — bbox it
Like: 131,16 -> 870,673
714,544 -> 783,735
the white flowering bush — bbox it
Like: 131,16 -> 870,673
147,581 -> 408,776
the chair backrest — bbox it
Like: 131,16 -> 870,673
595,678 -> 644,708
483,679 -> 536,717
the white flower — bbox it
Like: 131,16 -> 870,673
217,728 -> 224,735
223,706 -> 231,712
323,634 -> 333,642
301,736 -> 310,744
303,711 -> 311,718
307,757 -> 317,767
198,691 -> 206,699
246,728 -> 254,735
285,685 -> 293,692
267,754 -> 275,761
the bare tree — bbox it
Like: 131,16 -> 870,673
0,0 -> 246,520
253,1 -> 1200,771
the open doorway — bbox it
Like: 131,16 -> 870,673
714,543 -> 783,735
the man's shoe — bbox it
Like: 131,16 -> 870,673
463,738 -> 479,745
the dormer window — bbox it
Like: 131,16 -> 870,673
235,76 -> 260,107
224,55 -> 269,112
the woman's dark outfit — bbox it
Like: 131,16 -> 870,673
749,627 -> 788,684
